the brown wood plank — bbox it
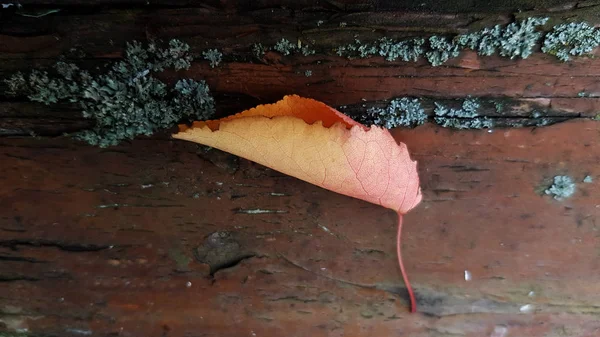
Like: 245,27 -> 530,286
8,0 -> 585,12
2,2 -> 600,336
1,120 -> 600,336
2,4 -> 600,136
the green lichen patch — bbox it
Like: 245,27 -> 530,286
542,22 -> 600,61
4,40 -> 215,147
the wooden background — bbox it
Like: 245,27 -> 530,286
2,1 -> 600,336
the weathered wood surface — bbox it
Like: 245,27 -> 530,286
3,1 -> 600,336
2,121 -> 600,336
3,1 -> 600,135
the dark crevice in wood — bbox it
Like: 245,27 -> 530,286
0,255 -> 48,263
210,253 -> 256,276
0,239 -> 111,252
0,275 -> 40,282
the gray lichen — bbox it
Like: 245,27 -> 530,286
434,98 -> 493,129
545,175 -> 576,200
534,117 -> 553,127
20,69 -> 74,104
4,39 -> 215,147
530,110 -> 543,118
337,38 -> 425,62
336,39 -> 376,58
583,175 -> 593,183
497,17 -> 548,59
493,101 -> 505,113
274,38 -> 296,56
144,39 -> 193,71
457,17 -> 548,59
202,49 -> 222,68
54,61 -> 79,80
426,36 -> 460,66
4,71 -> 27,95
304,70 -> 312,77
367,97 -> 427,128
456,25 -> 503,56
335,17 -> 548,66
300,44 -> 316,56
272,38 -> 315,56
262,18 -> 599,66
378,38 -> 425,62
357,95 -> 573,130
172,79 -> 215,116
252,43 -> 266,59
542,22 -> 600,61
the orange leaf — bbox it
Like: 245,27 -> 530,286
174,95 -> 422,311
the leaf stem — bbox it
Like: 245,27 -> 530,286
397,213 -> 416,313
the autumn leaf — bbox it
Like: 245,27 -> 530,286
173,95 -> 422,312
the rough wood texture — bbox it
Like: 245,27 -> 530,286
3,1 -> 600,135
2,121 -> 600,336
2,1 -> 600,336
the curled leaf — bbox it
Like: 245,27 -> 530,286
174,95 -> 422,311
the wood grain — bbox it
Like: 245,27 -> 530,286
2,120 -> 600,336
2,2 -> 600,336
2,3 -> 600,135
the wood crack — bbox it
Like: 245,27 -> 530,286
0,239 -> 110,252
